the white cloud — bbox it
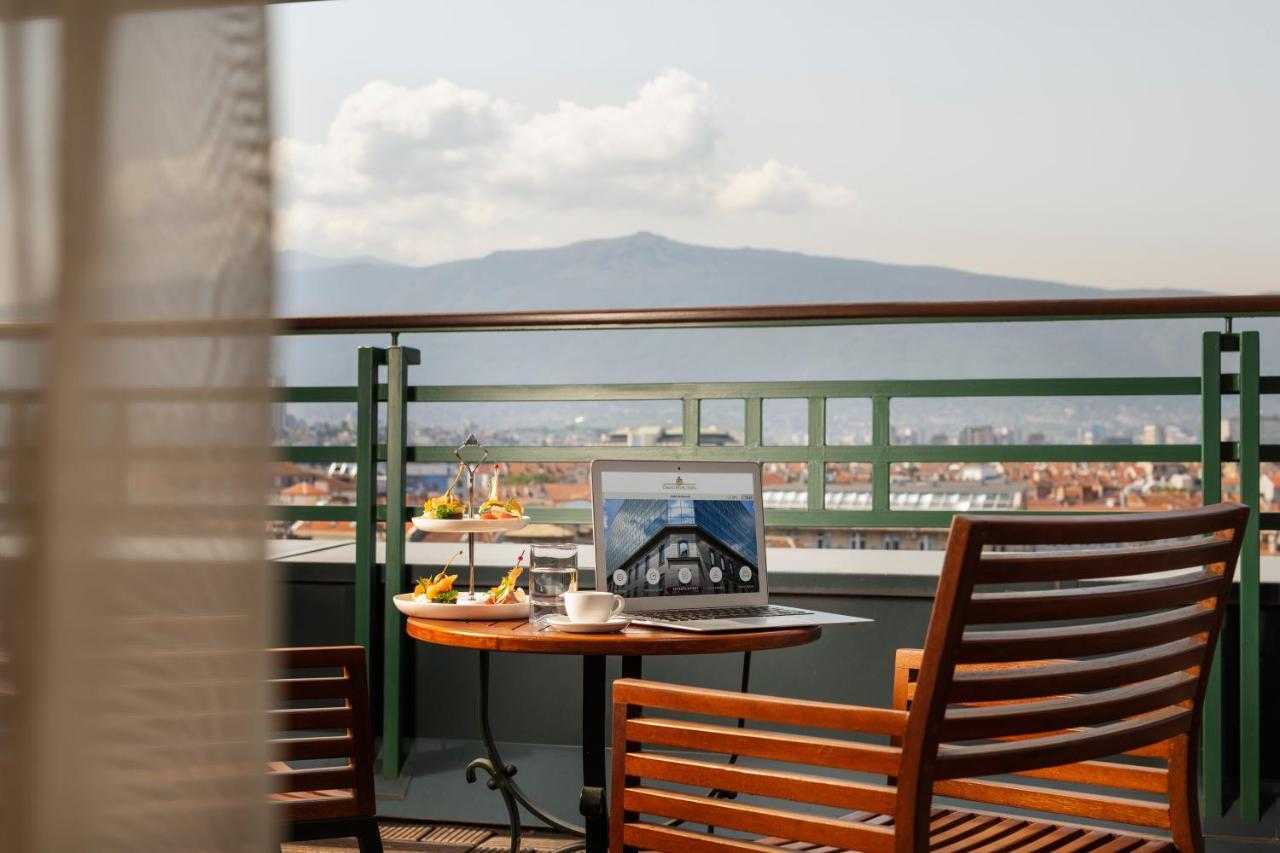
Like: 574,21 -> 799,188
718,160 -> 854,212
275,68 -> 853,262
496,69 -> 717,199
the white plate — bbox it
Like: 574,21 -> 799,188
545,615 -> 631,634
393,591 -> 529,621
410,515 -> 530,533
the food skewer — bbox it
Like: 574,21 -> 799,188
413,549 -> 465,602
422,463 -> 466,519
479,463 -> 524,519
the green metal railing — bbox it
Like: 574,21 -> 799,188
270,309 -> 1276,820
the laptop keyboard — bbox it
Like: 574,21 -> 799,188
636,604 -> 813,623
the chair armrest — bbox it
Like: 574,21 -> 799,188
893,648 -> 925,712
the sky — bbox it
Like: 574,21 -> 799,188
270,0 -> 1279,293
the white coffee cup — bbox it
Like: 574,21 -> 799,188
563,591 -> 625,624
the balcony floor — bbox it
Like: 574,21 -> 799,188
283,820 -> 573,852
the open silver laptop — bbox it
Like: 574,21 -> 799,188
590,460 -> 870,632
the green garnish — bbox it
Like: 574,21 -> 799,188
433,589 -> 459,604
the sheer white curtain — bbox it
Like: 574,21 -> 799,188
1,2 -> 276,850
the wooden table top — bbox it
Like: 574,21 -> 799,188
405,617 -> 821,656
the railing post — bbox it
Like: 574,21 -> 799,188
682,397 -> 699,447
1238,331 -> 1261,821
354,346 -> 385,680
871,396 -> 890,515
1199,332 -> 1224,817
744,397 -> 762,447
807,397 -> 826,512
380,342 -> 420,779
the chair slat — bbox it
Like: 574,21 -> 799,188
1057,831 -> 1128,852
959,821 -> 1061,853
625,718 -> 901,776
932,816 -> 1030,853
1092,837 -> 1157,853
614,677 -> 907,736
956,605 -> 1216,663
931,777 -> 1172,830
1011,758 -> 1168,795
273,645 -> 364,672
270,706 -> 353,732
1010,826 -> 1092,852
967,569 -> 1225,623
270,675 -> 351,701
1131,842 -> 1176,853
272,793 -> 360,822
969,504 -> 1245,546
624,787 -> 895,853
942,671 -> 1197,741
272,734 -> 354,762
624,823 -> 781,853
269,765 -> 356,794
973,726 -> 1173,760
936,706 -> 1190,779
976,537 -> 1235,584
625,752 -> 897,815
929,812 -> 1003,848
948,638 -> 1205,702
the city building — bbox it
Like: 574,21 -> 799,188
604,498 -> 760,596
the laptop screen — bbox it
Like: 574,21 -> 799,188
599,468 -> 761,599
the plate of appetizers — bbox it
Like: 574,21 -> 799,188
393,552 -> 529,620
410,515 -> 530,533
411,463 -> 530,532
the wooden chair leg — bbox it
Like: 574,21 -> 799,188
354,817 -> 384,853
1168,733 -> 1203,853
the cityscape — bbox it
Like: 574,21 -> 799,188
272,408 -> 1280,554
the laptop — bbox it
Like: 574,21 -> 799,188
590,460 -> 871,632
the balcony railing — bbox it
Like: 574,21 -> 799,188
254,294 -> 1280,817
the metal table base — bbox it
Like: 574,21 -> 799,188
465,650 -> 752,853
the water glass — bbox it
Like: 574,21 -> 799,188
529,544 -> 579,628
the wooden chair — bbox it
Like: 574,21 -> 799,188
610,502 -> 1249,853
269,645 -> 382,852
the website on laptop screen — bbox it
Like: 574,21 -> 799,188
600,469 -> 760,598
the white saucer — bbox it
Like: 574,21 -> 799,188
546,615 -> 630,634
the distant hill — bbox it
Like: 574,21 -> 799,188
279,231 -> 1208,315
276,233 -> 1239,409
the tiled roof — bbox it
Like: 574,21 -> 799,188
282,480 -> 329,496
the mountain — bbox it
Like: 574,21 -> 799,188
276,234 -> 1242,412
278,231 -> 1206,315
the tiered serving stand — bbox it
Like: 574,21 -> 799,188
394,434 -> 529,620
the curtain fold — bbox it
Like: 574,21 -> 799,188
1,2 -> 276,850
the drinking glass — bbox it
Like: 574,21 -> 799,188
529,544 -> 579,628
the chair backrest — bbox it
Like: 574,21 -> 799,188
895,502 -> 1249,851
267,645 -> 376,823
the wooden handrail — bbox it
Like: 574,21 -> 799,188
278,293 -> 1280,333
3,293 -> 1279,338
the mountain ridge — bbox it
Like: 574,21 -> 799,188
279,232 -> 1213,317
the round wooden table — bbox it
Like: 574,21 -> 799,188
406,618 -> 821,853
